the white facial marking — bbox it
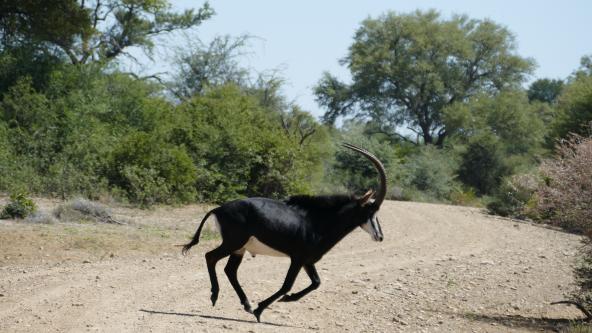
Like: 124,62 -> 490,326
361,219 -> 374,236
361,214 -> 383,241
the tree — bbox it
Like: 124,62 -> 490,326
315,10 -> 534,147
0,0 -> 91,51
1,0 -> 213,65
170,35 -> 251,99
444,90 -> 545,155
457,134 -> 508,195
444,90 -> 545,195
171,85 -> 326,203
551,56 -> 592,139
527,78 -> 564,104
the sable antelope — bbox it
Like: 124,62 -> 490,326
181,143 -> 387,322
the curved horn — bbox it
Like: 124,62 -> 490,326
342,143 -> 387,208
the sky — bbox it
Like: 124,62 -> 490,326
155,0 -> 592,118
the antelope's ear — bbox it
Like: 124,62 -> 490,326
358,189 -> 375,206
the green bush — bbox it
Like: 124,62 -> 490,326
174,85 -> 325,203
551,73 -> 592,141
327,122 -> 400,197
449,187 -> 479,206
401,146 -> 460,201
106,132 -> 197,206
487,174 -> 538,217
458,134 -> 510,195
0,192 -> 37,219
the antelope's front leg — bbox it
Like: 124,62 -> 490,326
279,264 -> 320,302
253,260 -> 302,322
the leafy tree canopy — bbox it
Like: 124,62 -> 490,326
527,78 -> 564,104
552,69 -> 592,139
315,10 -> 534,147
0,0 -> 213,65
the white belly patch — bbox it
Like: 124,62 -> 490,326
210,214 -> 287,257
240,237 -> 288,257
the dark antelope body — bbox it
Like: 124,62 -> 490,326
181,143 -> 387,322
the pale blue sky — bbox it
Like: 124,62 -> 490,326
160,0 -> 592,117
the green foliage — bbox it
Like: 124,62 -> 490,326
1,0 -> 213,65
171,35 -> 251,99
173,85 -> 324,203
444,90 -> 545,155
106,132 -> 197,206
326,122 -> 400,196
552,73 -> 592,140
445,90 -> 545,196
527,78 -> 564,104
400,146 -> 461,201
0,0 -> 91,51
457,134 -> 509,195
0,47 -> 64,93
315,10 -> 534,146
0,191 -> 37,219
0,66 -> 169,199
487,174 -> 538,217
448,187 -> 479,206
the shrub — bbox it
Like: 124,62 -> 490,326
535,134 -> 592,232
53,198 -> 119,224
458,134 -> 510,195
0,191 -> 37,219
487,173 -> 538,217
449,187 -> 479,206
402,146 -> 460,201
327,122 -> 400,197
174,85 -> 326,203
25,211 -> 57,224
551,73 -> 592,141
105,132 -> 197,206
534,133 -> 592,317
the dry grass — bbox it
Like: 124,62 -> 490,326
0,196 -> 218,265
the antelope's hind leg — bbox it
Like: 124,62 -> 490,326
205,245 -> 232,307
224,252 -> 253,313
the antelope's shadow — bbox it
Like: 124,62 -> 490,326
139,309 -> 301,328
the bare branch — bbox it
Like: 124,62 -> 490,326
551,301 -> 592,321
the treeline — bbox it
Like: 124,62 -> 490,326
0,2 -> 591,217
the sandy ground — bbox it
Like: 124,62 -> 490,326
0,199 -> 585,332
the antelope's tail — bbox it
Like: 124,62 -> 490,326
180,209 -> 216,255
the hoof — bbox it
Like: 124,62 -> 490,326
253,308 -> 263,322
243,302 -> 253,314
210,294 -> 218,307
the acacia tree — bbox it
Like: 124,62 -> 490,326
0,0 -> 91,51
527,78 -> 564,104
170,35 -> 251,99
315,10 -> 534,146
0,0 -> 213,65
551,55 -> 592,140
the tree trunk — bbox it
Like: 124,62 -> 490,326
435,131 -> 447,148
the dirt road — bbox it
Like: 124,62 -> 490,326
0,200 -> 584,332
